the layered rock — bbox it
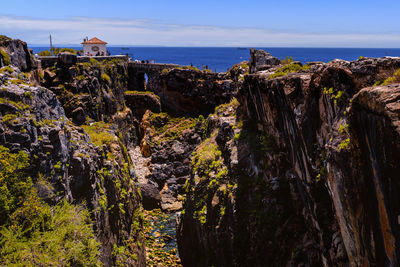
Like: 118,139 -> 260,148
177,54 -> 400,266
0,63 -> 145,266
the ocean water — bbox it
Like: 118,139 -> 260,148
30,46 -> 400,73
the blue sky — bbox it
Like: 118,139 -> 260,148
1,0 -> 400,47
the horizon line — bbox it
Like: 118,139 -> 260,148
28,44 -> 400,49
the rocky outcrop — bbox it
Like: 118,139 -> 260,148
345,84 -> 400,266
139,112 -> 204,212
40,55 -> 129,123
177,54 -> 400,266
155,69 -> 237,116
249,48 -> 281,73
125,91 -> 161,119
0,66 -> 145,266
0,37 -> 34,71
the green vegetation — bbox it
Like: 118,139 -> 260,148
338,123 -> 349,135
0,146 -> 100,265
0,97 -> 29,111
38,50 -> 52,56
192,138 -> 221,174
0,66 -> 14,75
82,122 -> 116,147
101,72 -> 111,84
281,56 -> 294,65
125,90 -> 160,100
161,69 -> 170,75
89,57 -> 98,65
322,87 -> 346,106
39,48 -> 77,56
0,49 -> 10,66
339,138 -> 350,151
374,69 -> 400,86
149,113 -> 198,145
178,65 -> 201,72
214,98 -> 240,116
268,63 -> 310,79
0,35 -> 11,42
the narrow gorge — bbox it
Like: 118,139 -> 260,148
1,36 -> 400,266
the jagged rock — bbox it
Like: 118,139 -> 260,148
249,48 -> 281,73
58,52 -> 77,66
72,106 -> 86,125
41,57 -> 129,122
178,56 -> 400,267
0,37 -> 34,71
124,91 -> 161,119
155,69 -> 237,115
0,70 -> 145,266
140,183 -> 161,210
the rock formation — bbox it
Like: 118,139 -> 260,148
177,52 -> 400,267
3,36 -> 400,267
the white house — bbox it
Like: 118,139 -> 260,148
82,37 -> 108,56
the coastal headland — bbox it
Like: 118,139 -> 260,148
1,36 -> 400,266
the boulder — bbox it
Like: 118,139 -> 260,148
249,48 -> 281,73
58,52 -> 77,66
140,183 -> 161,210
0,37 -> 34,71
72,107 -> 86,125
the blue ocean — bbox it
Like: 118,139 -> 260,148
30,46 -> 400,73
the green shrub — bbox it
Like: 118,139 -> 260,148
322,87 -> 346,106
125,90 -> 160,100
339,138 -> 350,151
101,73 -> 111,84
0,49 -> 10,65
0,145 -> 101,265
0,200 -> 101,266
0,35 -> 11,42
0,146 -> 31,223
0,66 -> 13,74
82,122 -> 115,147
178,65 -> 201,72
58,48 -> 76,54
281,56 -> 294,65
89,58 -> 98,65
379,69 -> 400,86
268,63 -> 310,79
268,71 -> 287,79
38,50 -> 52,56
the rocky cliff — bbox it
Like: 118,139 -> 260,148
177,52 -> 400,267
3,35 -> 400,267
0,39 -> 145,266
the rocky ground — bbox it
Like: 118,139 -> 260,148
2,36 -> 400,266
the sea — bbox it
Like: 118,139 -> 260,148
30,46 -> 400,73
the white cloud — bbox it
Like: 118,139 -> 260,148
1,15 -> 400,47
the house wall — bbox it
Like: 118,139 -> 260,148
83,44 -> 107,56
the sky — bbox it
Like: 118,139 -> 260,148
1,0 -> 400,47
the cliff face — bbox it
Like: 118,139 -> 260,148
0,41 -> 145,266
155,68 -> 237,116
4,36 -> 400,267
177,53 -> 400,266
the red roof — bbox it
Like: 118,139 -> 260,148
81,37 -> 107,45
